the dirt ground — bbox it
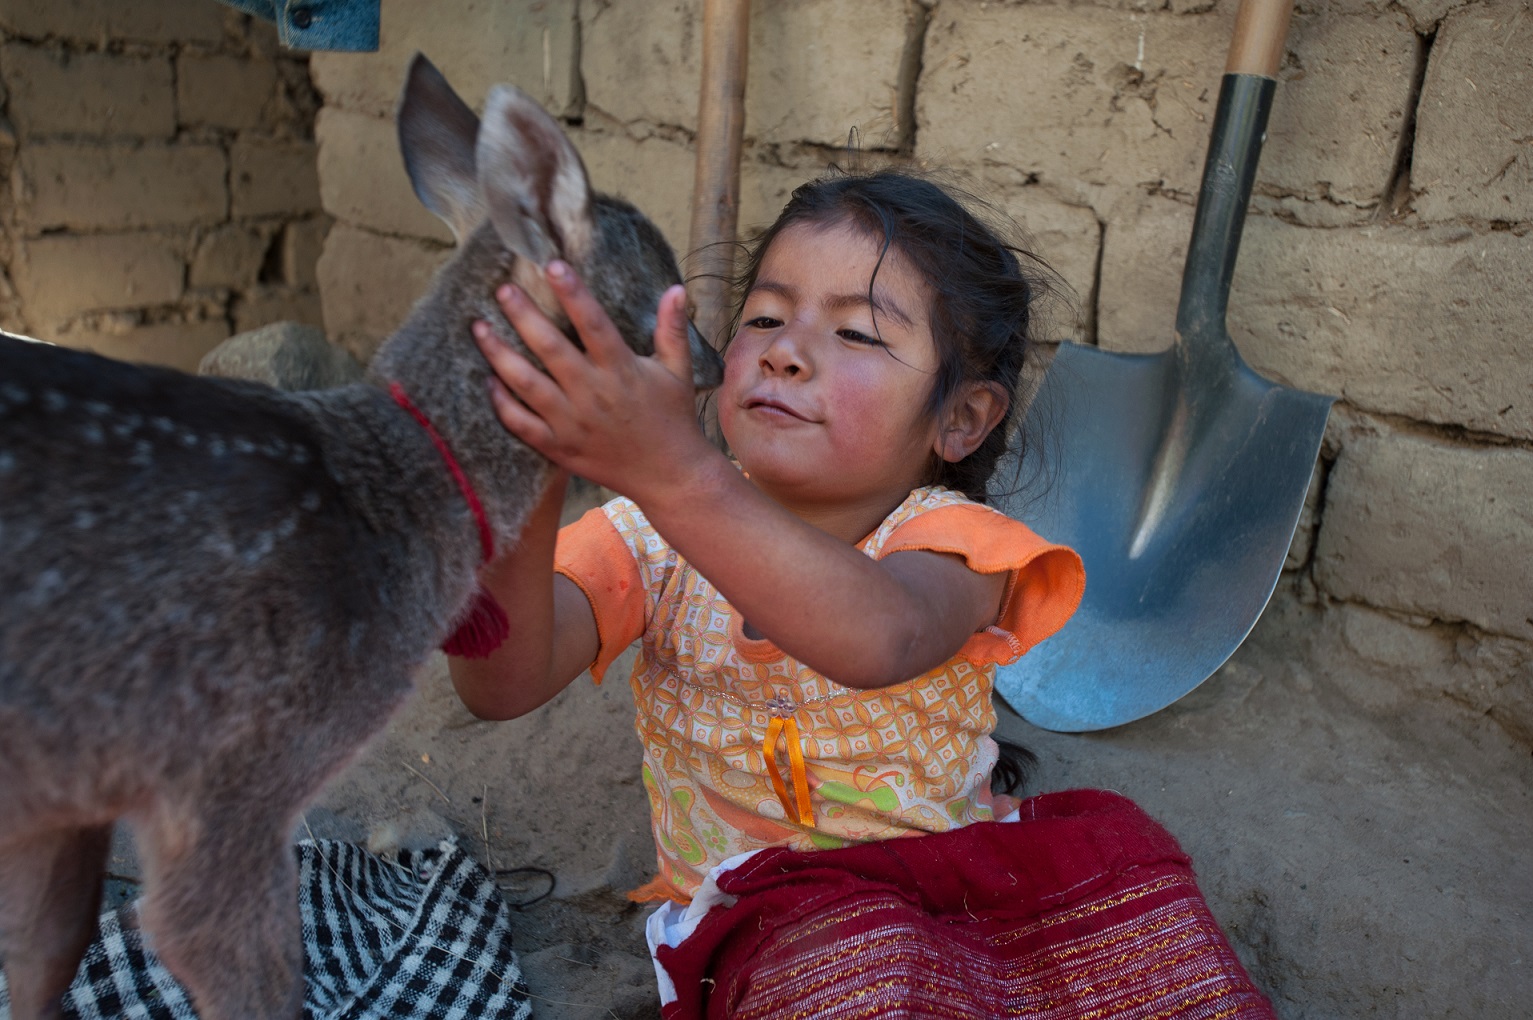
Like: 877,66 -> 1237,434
102,580 -> 1531,1019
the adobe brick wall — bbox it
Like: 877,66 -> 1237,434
0,0 -> 328,371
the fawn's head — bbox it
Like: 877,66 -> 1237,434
395,54 -> 723,390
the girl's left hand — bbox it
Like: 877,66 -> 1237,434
473,261 -> 717,499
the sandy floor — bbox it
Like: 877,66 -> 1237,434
101,581 -> 1532,1019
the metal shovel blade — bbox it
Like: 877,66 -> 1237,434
993,32 -> 1334,732
993,339 -> 1332,732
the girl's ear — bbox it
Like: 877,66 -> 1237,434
934,381 -> 1009,463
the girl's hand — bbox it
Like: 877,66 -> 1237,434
474,261 -> 717,499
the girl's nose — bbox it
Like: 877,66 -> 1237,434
759,330 -> 809,378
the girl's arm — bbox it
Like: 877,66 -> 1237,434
474,267 -> 1005,690
634,460 -> 1007,689
447,470 -> 601,719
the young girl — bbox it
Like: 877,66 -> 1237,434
452,170 -> 1270,1018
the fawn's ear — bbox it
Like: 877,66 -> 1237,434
397,54 -> 487,244
476,84 -> 595,269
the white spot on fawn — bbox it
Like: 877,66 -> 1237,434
111,412 -> 142,439
74,510 -> 96,529
245,531 -> 277,564
42,390 -> 66,412
29,568 -> 64,607
205,533 -> 238,559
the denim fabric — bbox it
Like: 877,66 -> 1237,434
216,0 -> 380,52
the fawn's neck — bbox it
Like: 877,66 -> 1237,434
361,231 -> 553,555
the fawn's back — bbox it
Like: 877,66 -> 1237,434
0,338 -> 424,804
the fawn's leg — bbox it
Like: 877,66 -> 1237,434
135,805 -> 304,1020
0,825 -> 112,1020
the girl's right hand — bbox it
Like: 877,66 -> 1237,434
472,262 -> 718,505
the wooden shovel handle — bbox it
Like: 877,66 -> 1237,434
1225,0 -> 1293,78
688,0 -> 751,351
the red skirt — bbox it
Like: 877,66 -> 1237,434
655,789 -> 1275,1019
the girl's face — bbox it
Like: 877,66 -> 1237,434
719,219 -> 945,518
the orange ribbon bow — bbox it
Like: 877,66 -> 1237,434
763,712 -> 814,827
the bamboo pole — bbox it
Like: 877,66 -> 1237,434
687,0 -> 751,356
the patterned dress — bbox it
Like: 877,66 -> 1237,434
554,485 -> 1084,902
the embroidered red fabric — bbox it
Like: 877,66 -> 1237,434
656,788 -> 1276,1020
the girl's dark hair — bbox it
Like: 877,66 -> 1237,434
725,166 -> 1059,503
990,736 -> 1039,798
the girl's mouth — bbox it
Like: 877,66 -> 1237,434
744,396 -> 811,421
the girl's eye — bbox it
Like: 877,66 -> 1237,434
838,328 -> 885,348
744,315 -> 781,329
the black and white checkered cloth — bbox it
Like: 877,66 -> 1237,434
0,839 -> 532,1019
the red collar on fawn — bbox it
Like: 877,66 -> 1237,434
388,381 -> 509,658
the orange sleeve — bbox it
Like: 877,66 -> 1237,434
877,503 -> 1085,667
553,507 -> 646,683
